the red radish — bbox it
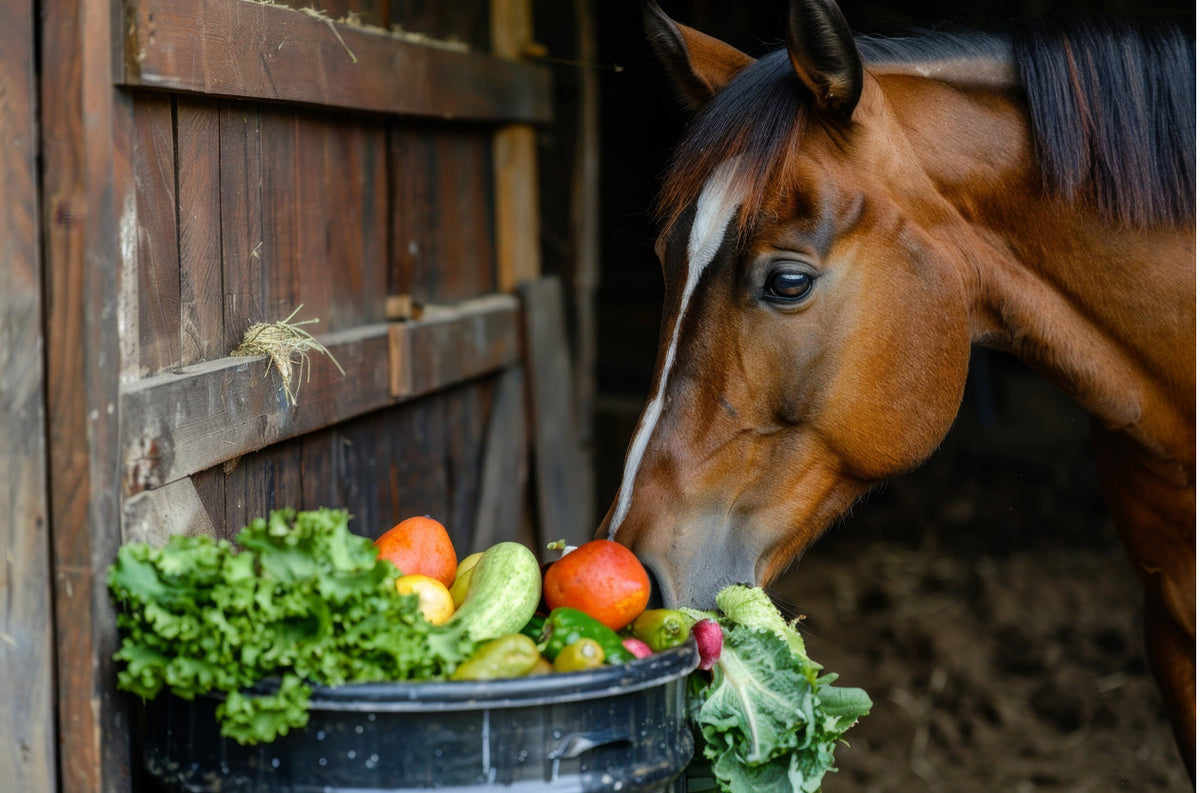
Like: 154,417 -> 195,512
692,619 -> 723,670
622,636 -> 654,659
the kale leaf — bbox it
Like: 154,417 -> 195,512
685,585 -> 872,792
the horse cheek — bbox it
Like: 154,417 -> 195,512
823,301 -> 971,481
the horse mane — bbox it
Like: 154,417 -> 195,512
1010,18 -> 1195,229
656,18 -> 1196,235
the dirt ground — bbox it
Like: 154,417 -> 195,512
767,355 -> 1192,792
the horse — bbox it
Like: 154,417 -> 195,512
598,0 -> 1196,773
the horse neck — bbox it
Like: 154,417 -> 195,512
880,71 -> 1196,470
971,212 -> 1194,466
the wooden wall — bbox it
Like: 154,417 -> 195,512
0,0 -> 57,789
32,0 -> 595,790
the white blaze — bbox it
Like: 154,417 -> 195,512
608,158 -> 744,539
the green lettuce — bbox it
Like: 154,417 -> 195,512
108,507 -> 475,744
684,585 -> 872,793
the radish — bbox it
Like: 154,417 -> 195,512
622,636 -> 654,659
692,618 -> 723,670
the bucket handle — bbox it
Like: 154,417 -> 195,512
548,728 -> 632,760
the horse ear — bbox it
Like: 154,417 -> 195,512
644,1 -> 755,110
786,0 -> 863,119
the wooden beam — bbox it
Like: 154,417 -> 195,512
491,0 -> 542,290
122,295 -> 521,494
0,0 -> 56,787
122,0 -> 553,124
121,322 -> 391,495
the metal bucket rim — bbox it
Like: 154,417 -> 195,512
297,638 -> 699,712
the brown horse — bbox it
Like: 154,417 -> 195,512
599,0 -> 1195,772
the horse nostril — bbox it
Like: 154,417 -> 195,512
642,563 -> 665,610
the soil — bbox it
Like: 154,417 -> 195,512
768,355 -> 1192,792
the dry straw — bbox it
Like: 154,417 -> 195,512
230,305 -> 345,406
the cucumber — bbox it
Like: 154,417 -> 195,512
447,541 -> 542,642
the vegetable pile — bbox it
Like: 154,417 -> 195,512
109,507 -> 870,791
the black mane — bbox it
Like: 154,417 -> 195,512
1010,18 -> 1195,228
658,18 -> 1195,232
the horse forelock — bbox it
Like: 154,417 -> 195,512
656,50 -> 813,245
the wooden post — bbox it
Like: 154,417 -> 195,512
41,0 -> 133,788
0,0 -> 57,789
491,0 -> 542,291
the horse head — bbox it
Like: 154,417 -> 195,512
598,0 -> 1015,608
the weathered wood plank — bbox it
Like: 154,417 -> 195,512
122,476 -> 218,545
250,106 -> 305,537
131,94 -> 181,377
388,293 -> 520,399
176,98 -> 227,530
42,0 -> 134,785
434,131 -> 496,300
293,115 -> 389,329
441,379 -> 492,551
298,426 -> 345,515
177,98 -> 225,365
0,0 -> 56,786
471,365 -> 529,552
123,0 -> 552,124
219,102 -> 267,353
225,437 -> 307,537
389,127 -> 495,304
260,106 -> 301,322
122,297 -> 520,493
520,277 -> 592,548
313,399 -> 456,541
374,399 -> 453,538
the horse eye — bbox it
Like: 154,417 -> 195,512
765,270 -> 814,301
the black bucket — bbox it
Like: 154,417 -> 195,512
141,640 -> 698,793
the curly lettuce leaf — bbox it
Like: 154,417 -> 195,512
108,507 -> 476,744
687,585 -> 872,793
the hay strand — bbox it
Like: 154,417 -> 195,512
229,305 -> 345,406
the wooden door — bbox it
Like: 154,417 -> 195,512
37,0 -> 591,790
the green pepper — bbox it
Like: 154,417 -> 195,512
451,634 -> 541,680
539,607 -> 635,664
631,608 -> 694,652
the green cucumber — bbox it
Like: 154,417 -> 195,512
447,541 -> 542,642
